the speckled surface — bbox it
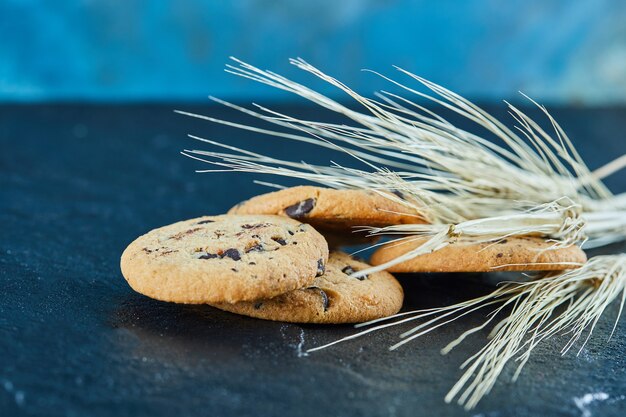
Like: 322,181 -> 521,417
1,104 -> 625,417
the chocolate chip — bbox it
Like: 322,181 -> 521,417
341,265 -> 355,275
241,223 -> 269,230
320,290 -> 329,311
316,259 -> 325,277
496,253 -> 503,258
254,302 -> 263,310
284,198 -> 316,218
341,265 -> 366,280
249,262 -> 256,265
196,219 -> 215,225
307,286 -> 329,311
245,243 -> 263,253
200,249 -> 242,261
170,227 -> 202,240
231,268 -> 238,272
288,230 -> 294,235
272,237 -> 287,246
142,247 -> 153,254
222,248 -> 241,261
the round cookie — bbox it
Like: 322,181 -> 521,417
370,236 -> 587,273
121,215 -> 329,304
211,251 -> 404,324
228,186 -> 426,235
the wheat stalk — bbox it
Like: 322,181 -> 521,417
178,58 -> 626,409
351,198 -> 585,277
308,254 -> 626,409
178,57 -> 626,246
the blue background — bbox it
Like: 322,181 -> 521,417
1,0 -> 625,103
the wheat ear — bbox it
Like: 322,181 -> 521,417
309,255 -> 626,409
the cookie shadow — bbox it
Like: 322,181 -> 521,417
108,273 -> 508,366
396,272 -> 506,312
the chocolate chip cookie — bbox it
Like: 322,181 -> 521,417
370,236 -> 587,272
120,215 -> 329,303
228,186 -> 425,243
211,251 -> 404,323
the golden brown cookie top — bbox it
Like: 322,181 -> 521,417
228,186 -> 426,230
120,214 -> 329,303
212,251 -> 404,324
370,236 -> 587,273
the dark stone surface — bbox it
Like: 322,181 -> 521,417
0,103 -> 625,417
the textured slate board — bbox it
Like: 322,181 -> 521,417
0,104 -> 625,417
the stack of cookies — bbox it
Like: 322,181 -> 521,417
121,186 -> 587,323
